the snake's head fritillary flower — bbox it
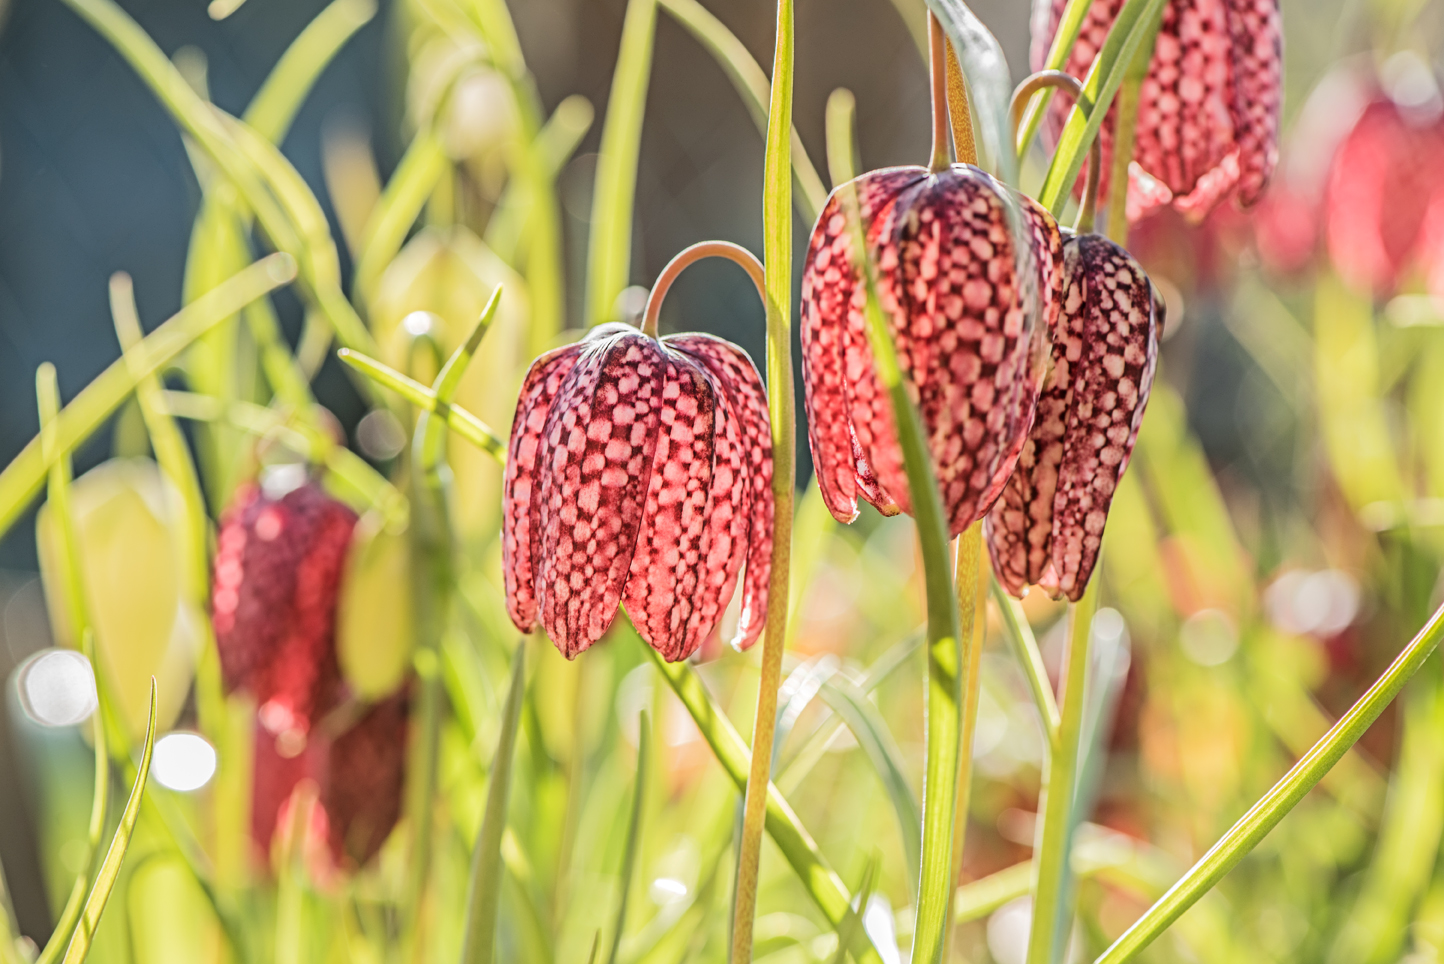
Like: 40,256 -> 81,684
800,164 -> 1063,538
986,231 -> 1161,600
1033,0 -> 1283,220
502,323 -> 773,662
212,472 -> 358,742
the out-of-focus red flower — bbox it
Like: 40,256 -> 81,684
1251,184 -> 1320,278
502,324 -> 773,662
799,165 -> 1063,537
1033,0 -> 1283,221
987,233 -> 1161,600
1325,98 -> 1444,296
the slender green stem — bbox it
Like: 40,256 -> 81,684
1014,0 -> 1095,155
944,524 -> 986,954
640,242 -> 765,339
605,711 -> 649,964
991,578 -> 1060,739
824,88 -> 858,188
1028,579 -> 1098,964
1095,600 -> 1444,964
927,12 -> 951,174
732,0 -> 796,957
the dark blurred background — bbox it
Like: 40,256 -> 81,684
0,0 -> 1029,939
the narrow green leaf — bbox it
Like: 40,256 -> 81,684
243,0 -> 377,143
817,676 -> 922,891
1014,0 -> 1093,154
824,87 -> 858,188
829,856 -> 880,964
0,254 -> 295,542
354,127 -> 448,307
605,711 -> 649,964
656,0 -> 827,221
485,95 -> 595,264
1036,0 -> 1167,217
922,0 -> 1017,184
1096,601 -> 1444,964
462,645 -> 528,964
586,0 -> 658,325
61,680 -> 159,964
643,643 -> 883,964
336,349 -> 506,460
991,578 -> 1060,738
418,286 -> 503,472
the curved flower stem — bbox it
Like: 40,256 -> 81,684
1027,577 -> 1099,964
991,577 -> 1060,739
1095,600 -> 1444,964
639,241 -> 765,339
1011,71 -> 1099,233
927,12 -> 950,174
732,0 -> 796,959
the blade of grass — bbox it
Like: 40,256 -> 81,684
605,711 -> 649,964
337,349 -> 505,460
418,286 -> 502,471
585,0 -> 658,325
461,644 -> 527,964
732,0 -> 798,958
816,676 -> 921,890
824,88 -> 858,188
945,525 -> 987,954
353,127 -> 448,307
485,95 -> 595,264
61,679 -> 158,964
829,856 -> 880,964
243,0 -> 377,143
1014,0 -> 1093,155
1094,601 -> 1444,964
0,254 -> 295,541
1027,578 -> 1098,964
991,578 -> 1060,739
1036,0 -> 1167,217
32,368 -> 108,964
643,643 -> 882,964
656,0 -> 826,221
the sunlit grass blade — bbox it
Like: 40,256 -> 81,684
816,676 -> 921,890
642,642 -> 883,964
1014,0 -> 1093,154
605,711 -> 649,964
825,88 -> 858,188
462,644 -> 527,964
0,254 -> 295,541
829,856 -> 879,964
656,0 -> 827,220
32,369 -> 107,964
991,578 -> 1060,738
337,349 -> 506,460
61,679 -> 159,964
1036,0 -> 1167,217
923,0 -> 1016,184
243,0 -> 377,143
1095,601 -> 1444,964
419,286 -> 502,471
586,0 -> 657,326
1027,579 -> 1097,964
486,95 -> 595,263
353,126 -> 447,307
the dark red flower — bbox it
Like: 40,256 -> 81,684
800,165 -> 1062,537
1325,97 -> 1444,297
986,232 -> 1160,600
502,324 -> 772,662
212,478 -> 357,736
1033,0 -> 1283,220
251,693 -> 409,871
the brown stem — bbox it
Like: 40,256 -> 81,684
639,240 -> 767,338
927,12 -> 950,174
1010,70 -> 1100,233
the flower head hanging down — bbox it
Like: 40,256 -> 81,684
800,164 -> 1062,537
502,297 -> 773,662
986,233 -> 1161,600
1033,0 -> 1283,220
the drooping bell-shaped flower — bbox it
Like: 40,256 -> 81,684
212,472 -> 358,739
1032,0 -> 1283,220
986,231 -> 1161,600
800,164 -> 1063,538
502,323 -> 773,662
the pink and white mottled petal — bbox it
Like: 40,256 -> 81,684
1225,0 -> 1283,205
665,334 -> 775,652
1050,236 -> 1159,600
622,355 -> 718,661
501,345 -> 584,633
535,333 -> 664,657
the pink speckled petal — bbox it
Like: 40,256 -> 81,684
1049,236 -> 1158,600
667,334 -> 774,652
501,344 -> 584,633
534,331 -> 665,657
621,353 -> 717,661
1226,0 -> 1283,205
